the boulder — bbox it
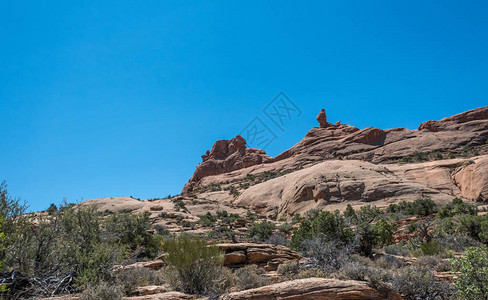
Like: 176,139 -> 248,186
218,243 -> 301,269
220,278 -> 401,300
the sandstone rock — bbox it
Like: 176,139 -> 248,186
134,285 -> 168,296
128,291 -> 194,300
452,156 -> 488,201
218,243 -> 301,268
224,250 -> 247,265
220,278 -> 401,300
150,205 -> 164,211
234,160 -> 454,217
316,109 -> 328,128
183,107 -> 488,196
183,136 -> 273,193
114,260 -> 164,271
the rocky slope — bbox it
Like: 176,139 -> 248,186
181,107 -> 488,218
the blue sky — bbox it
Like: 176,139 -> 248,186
1,1 -> 487,212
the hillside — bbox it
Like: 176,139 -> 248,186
2,107 -> 488,300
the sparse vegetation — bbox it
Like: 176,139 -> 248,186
163,234 -> 230,295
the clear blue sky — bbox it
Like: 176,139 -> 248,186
1,1 -> 487,212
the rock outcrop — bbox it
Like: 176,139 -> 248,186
234,159 -> 455,218
218,243 -> 301,271
183,107 -> 488,198
452,155 -> 488,201
316,108 -> 329,128
220,278 -> 401,300
183,135 -> 272,193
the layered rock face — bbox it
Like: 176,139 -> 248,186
234,159 -> 456,217
183,135 -> 272,193
218,243 -> 301,271
220,278 -> 401,300
277,106 -> 488,164
183,107 -> 488,198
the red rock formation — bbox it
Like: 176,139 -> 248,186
183,136 -> 272,193
183,107 -> 488,194
316,108 -> 329,128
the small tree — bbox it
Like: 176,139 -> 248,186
248,220 -> 275,241
451,245 -> 488,300
163,234 -> 227,295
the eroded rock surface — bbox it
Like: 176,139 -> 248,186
218,243 -> 301,271
220,278 -> 401,300
183,135 -> 272,193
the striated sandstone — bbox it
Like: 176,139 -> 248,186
220,278 -> 401,300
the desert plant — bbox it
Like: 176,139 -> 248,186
266,233 -> 289,246
451,245 -> 488,300
79,282 -> 124,300
391,266 -> 453,300
114,267 -> 164,295
248,220 -> 275,241
163,234 -> 227,295
199,212 -> 217,227
234,265 -> 270,290
278,222 -> 292,234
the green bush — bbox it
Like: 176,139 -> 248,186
387,198 -> 437,217
372,218 -> 395,247
278,222 -> 292,234
266,233 -> 289,246
310,210 -> 354,244
451,245 -> 488,300
391,266 -> 453,300
79,282 -> 124,300
234,265 -> 270,290
418,241 -> 443,256
248,220 -> 275,241
199,212 -> 217,227
163,234 -> 228,295
114,267 -> 164,295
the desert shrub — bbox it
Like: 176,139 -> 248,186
300,238 -> 353,272
277,262 -> 300,279
437,204 -> 453,219
248,220 -> 275,241
437,234 -> 481,252
74,241 -> 126,288
372,218 -> 395,247
452,198 -> 478,215
163,234 -> 228,295
310,211 -> 354,244
387,198 -> 437,217
104,211 -> 162,257
305,208 -> 320,220
353,205 -> 383,224
114,267 -> 164,295
46,203 -> 58,215
458,215 -> 488,243
337,260 -> 392,290
234,265 -> 270,290
266,233 -> 289,246
291,213 -> 302,224
278,222 -> 292,234
391,266 -> 454,300
343,204 -> 356,220
199,212 -> 217,227
79,282 -> 124,300
375,255 -> 405,269
451,245 -> 488,300
295,267 -> 325,279
385,243 -> 411,257
417,240 -> 443,256
413,256 -> 450,272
